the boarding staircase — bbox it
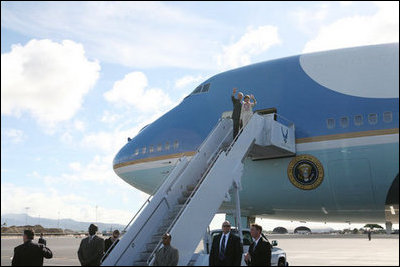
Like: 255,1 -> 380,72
101,112 -> 295,266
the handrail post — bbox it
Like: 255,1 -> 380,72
234,181 -> 243,246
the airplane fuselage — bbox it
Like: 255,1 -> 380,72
113,43 -> 399,224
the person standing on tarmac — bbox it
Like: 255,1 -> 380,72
77,224 -> 105,266
38,233 -> 47,246
209,220 -> 242,266
12,229 -> 53,266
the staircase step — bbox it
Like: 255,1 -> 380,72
220,143 -> 230,151
186,184 -> 196,191
182,190 -> 192,198
167,213 -> 178,221
140,252 -> 151,261
151,235 -> 163,243
160,222 -> 172,229
178,196 -> 188,204
157,225 -> 169,235
146,242 -> 159,251
171,204 -> 184,213
161,218 -> 174,227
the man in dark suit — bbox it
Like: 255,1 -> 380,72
103,229 -> 120,261
231,88 -> 243,139
12,229 -> 53,266
245,224 -> 271,266
209,220 -> 243,266
77,224 -> 105,266
38,233 -> 47,246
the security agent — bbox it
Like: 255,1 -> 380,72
12,229 -> 53,266
77,224 -> 105,266
209,221 -> 242,266
153,233 -> 179,266
245,224 -> 271,266
38,233 -> 47,246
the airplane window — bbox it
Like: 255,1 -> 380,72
354,115 -> 363,126
191,85 -> 203,95
201,83 -> 210,93
368,113 -> 378,125
326,118 -> 335,129
340,117 -> 349,128
173,140 -> 179,149
383,111 -> 392,123
157,144 -> 162,152
165,142 -> 170,151
142,147 -> 146,154
149,145 -> 154,153
134,149 -> 139,156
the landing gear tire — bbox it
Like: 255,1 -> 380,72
278,258 -> 286,266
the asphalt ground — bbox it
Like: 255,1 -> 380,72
1,234 -> 398,266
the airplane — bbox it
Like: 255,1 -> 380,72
112,43 -> 399,233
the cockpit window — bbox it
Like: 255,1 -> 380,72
189,83 -> 211,96
134,149 -> 139,156
192,85 -> 203,94
201,83 -> 210,93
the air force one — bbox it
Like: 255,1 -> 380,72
113,43 -> 399,231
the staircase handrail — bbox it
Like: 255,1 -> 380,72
101,159 -> 179,264
146,145 -> 227,265
274,113 -> 294,127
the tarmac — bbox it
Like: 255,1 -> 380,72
1,234 -> 399,266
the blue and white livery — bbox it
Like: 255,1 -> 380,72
113,43 -> 399,226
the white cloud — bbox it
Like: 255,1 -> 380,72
1,182 -> 135,224
74,120 -> 85,132
5,150 -> 150,225
174,75 -> 205,90
1,39 -> 100,126
290,4 -> 329,34
216,25 -> 281,70
303,1 -> 399,53
1,2 -> 221,70
101,110 -> 122,124
339,1 -> 353,6
39,155 -> 129,189
69,162 -> 81,172
81,132 -> 125,154
60,131 -> 73,144
3,128 -> 27,144
104,71 -> 175,114
82,110 -> 164,154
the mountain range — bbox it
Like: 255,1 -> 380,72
1,213 -> 125,232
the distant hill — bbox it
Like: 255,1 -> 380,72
1,213 -> 125,232
1,224 -> 66,234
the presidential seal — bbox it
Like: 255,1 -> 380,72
287,154 -> 324,190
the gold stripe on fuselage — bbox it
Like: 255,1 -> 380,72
113,151 -> 196,169
295,128 -> 398,143
113,128 -> 398,169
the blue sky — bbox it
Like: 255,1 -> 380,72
1,1 -> 398,231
